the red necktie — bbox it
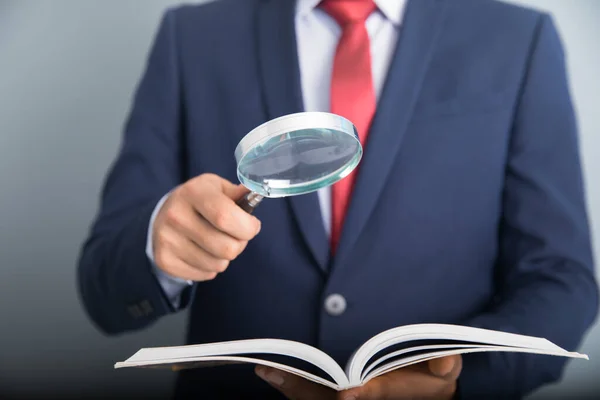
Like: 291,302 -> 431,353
321,0 -> 377,253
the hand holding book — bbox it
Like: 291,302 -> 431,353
256,354 -> 462,400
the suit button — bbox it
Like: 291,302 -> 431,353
324,294 -> 346,316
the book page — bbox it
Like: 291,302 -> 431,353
114,338 -> 349,388
346,324 -> 586,384
360,343 -> 490,381
117,355 -> 342,390
361,346 -> 588,384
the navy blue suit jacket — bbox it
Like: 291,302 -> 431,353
78,0 -> 598,398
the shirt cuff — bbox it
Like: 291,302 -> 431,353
146,192 -> 193,309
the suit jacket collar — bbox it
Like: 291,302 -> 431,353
256,0 -> 331,272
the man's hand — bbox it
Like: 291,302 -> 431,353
256,355 -> 462,400
152,173 -> 261,282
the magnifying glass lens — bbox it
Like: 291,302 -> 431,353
237,127 -> 361,197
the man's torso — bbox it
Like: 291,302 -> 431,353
164,0 -> 542,397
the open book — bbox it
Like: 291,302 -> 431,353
115,324 -> 588,391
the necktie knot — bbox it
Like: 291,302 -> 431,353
320,0 -> 377,26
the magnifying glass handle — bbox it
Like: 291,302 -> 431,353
236,192 -> 264,214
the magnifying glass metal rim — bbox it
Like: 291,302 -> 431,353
234,111 -> 359,165
234,111 -> 361,213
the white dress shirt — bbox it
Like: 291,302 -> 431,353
148,0 -> 406,307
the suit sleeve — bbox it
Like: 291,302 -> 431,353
77,9 -> 193,335
457,14 -> 599,399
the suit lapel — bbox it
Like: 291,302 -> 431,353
332,0 -> 449,269
256,0 -> 330,271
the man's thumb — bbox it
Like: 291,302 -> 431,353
428,356 -> 461,379
220,180 -> 250,201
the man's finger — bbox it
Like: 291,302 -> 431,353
344,358 -> 462,400
345,371 -> 401,400
189,188 -> 260,241
161,197 -> 243,260
428,355 -> 462,380
255,366 -> 335,400
173,208 -> 249,261
219,178 -> 250,201
155,252 -> 217,282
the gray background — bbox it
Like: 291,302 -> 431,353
0,0 -> 598,398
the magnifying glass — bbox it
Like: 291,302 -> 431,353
234,112 -> 362,213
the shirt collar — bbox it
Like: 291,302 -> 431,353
296,0 -> 406,26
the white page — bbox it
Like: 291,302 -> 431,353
114,338 -> 349,388
116,355 -> 342,390
362,346 -> 588,385
346,324 -> 581,383
360,344 -> 491,381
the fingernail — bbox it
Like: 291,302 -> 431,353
266,372 -> 284,386
343,395 -> 357,400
